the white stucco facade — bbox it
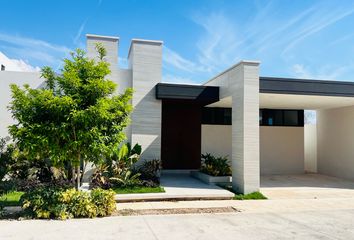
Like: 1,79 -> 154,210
86,35 -> 162,161
0,71 -> 43,138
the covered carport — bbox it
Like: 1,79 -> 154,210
205,66 -> 354,195
259,77 -> 354,199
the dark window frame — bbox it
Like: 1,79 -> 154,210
202,107 -> 304,127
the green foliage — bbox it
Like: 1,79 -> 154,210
134,159 -> 161,183
90,188 -> 116,216
200,153 -> 231,176
61,189 -> 97,218
0,204 -> 4,218
0,180 -> 17,195
91,143 -> 143,189
21,187 -> 116,219
110,170 -> 141,188
0,138 -> 14,181
21,186 -> 69,219
8,45 -> 133,187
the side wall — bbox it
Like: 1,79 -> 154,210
202,125 -> 305,175
201,125 -> 232,158
0,71 -> 43,138
260,126 -> 304,175
304,124 -> 317,173
317,106 -> 354,180
129,40 -> 163,160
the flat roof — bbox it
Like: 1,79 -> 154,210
155,83 -> 219,104
260,77 -> 354,97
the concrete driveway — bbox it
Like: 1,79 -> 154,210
1,208 -> 354,240
261,174 -> 354,199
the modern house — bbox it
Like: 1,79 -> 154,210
2,34 -> 354,194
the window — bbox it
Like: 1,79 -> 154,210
202,107 -> 231,125
202,108 -> 304,126
260,109 -> 304,127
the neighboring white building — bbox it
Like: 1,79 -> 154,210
0,71 -> 42,138
2,34 -> 354,193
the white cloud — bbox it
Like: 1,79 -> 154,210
0,33 -> 69,54
163,46 -> 207,73
0,32 -> 70,70
282,7 -> 354,56
192,12 -> 241,71
0,51 -> 40,72
292,63 -> 354,80
162,74 -> 199,85
73,19 -> 88,45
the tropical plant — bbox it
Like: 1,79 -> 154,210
91,142 -> 143,189
110,170 -> 141,188
200,153 -> 231,176
8,43 -> 133,189
134,159 -> 161,183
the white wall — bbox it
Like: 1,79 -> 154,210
86,34 -> 133,143
304,124 -> 317,173
0,71 -> 43,138
205,61 -> 260,194
317,106 -> 354,181
260,126 -> 304,175
129,40 -> 163,160
201,125 -> 232,158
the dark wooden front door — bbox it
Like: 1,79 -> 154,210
161,101 -> 202,169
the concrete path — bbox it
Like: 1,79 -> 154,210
116,173 -> 234,202
2,205 -> 354,239
261,174 -> 354,199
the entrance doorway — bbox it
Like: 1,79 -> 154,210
161,101 -> 202,169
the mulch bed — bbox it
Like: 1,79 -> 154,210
115,207 -> 240,216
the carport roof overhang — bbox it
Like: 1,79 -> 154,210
156,77 -> 354,110
207,77 -> 354,109
260,77 -> 354,109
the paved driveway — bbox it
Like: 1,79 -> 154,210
261,174 -> 354,199
1,208 -> 354,240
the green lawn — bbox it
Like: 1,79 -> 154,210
233,191 -> 267,200
113,186 -> 165,194
0,191 -> 24,206
220,185 -> 267,200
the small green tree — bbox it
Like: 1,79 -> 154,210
8,44 -> 133,189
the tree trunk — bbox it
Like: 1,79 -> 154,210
75,165 -> 80,190
71,167 -> 75,186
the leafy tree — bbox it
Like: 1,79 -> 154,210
8,44 -> 133,189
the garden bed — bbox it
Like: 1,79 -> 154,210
191,171 -> 231,185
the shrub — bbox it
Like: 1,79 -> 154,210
135,159 -> 161,184
0,204 -> 4,218
90,165 -> 112,189
90,143 -> 144,189
200,153 -> 231,176
20,187 -> 116,219
0,138 -> 14,181
0,180 -> 17,195
90,188 -> 116,217
110,170 -> 141,188
61,189 -> 97,218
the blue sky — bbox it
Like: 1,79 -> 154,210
1,0 -> 354,84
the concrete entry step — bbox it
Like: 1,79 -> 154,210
115,173 -> 234,202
